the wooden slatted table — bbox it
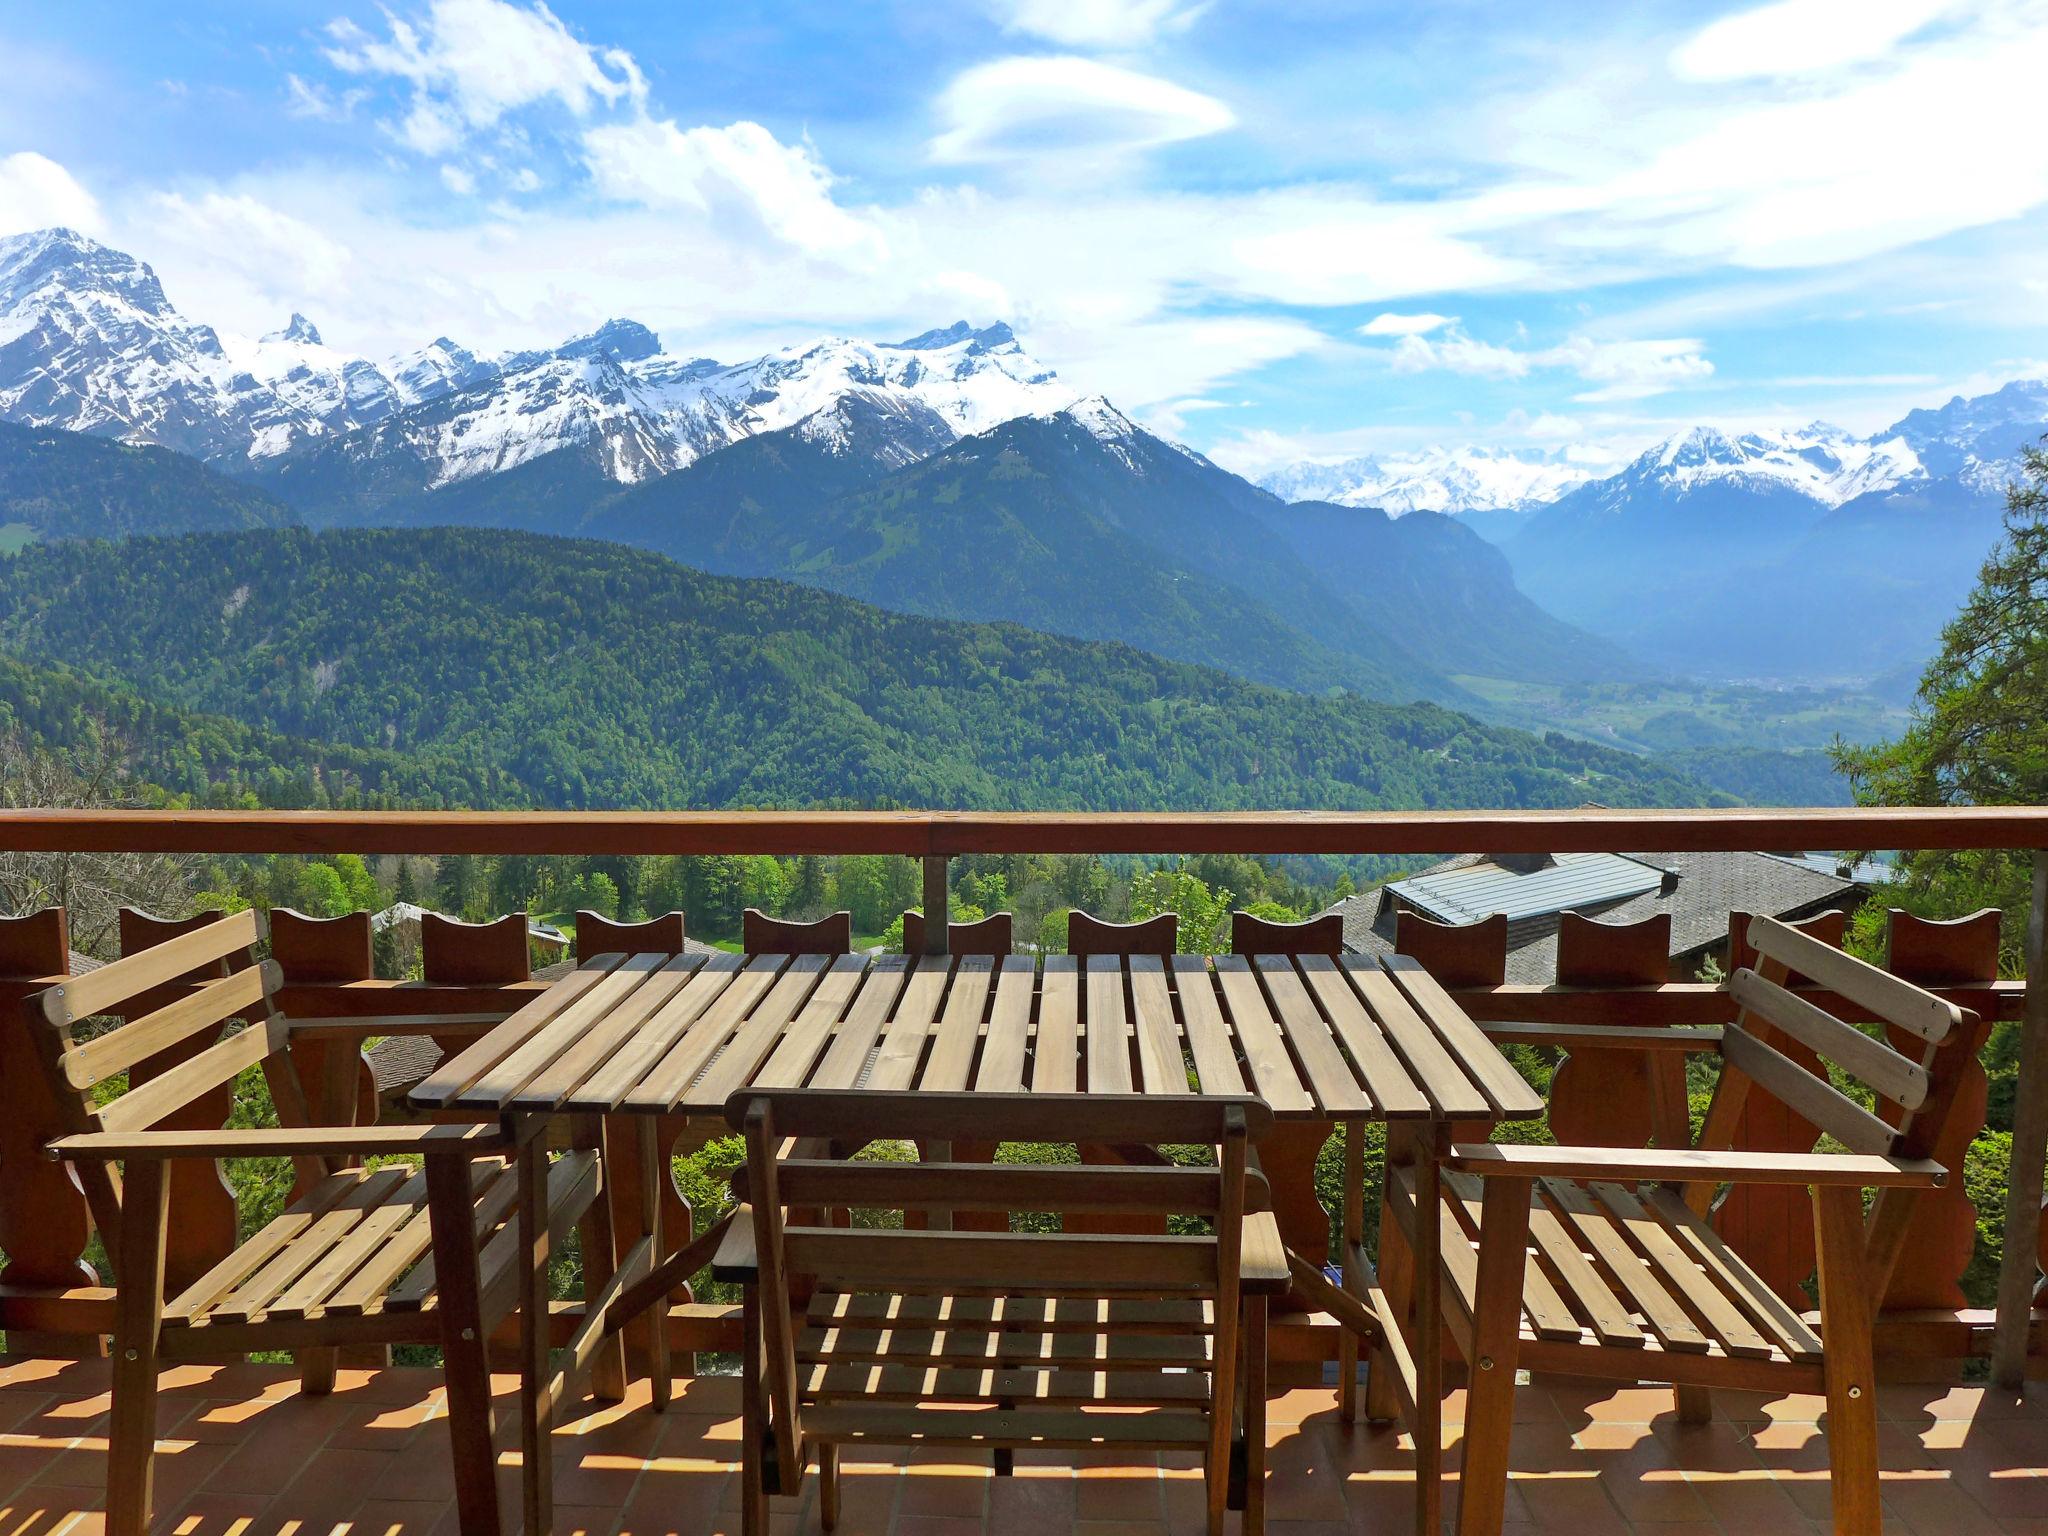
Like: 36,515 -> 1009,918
411,948 -> 1542,1536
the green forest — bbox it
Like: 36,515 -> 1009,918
0,526 -> 1720,813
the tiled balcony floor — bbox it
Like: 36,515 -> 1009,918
3,1355 -> 2046,1536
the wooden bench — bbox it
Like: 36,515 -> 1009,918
1380,913 -> 1980,1536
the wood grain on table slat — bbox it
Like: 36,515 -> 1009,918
973,959 -> 1038,1094
1381,955 -> 1546,1117
867,956 -> 950,1093
746,957 -> 871,1094
1253,954 -> 1372,1116
464,953 -> 672,1107
685,955 -> 837,1107
413,957 -> 621,1105
1294,955 -> 1430,1116
1032,958 -> 1080,1094
1211,957 -> 1314,1113
420,951 -> 1538,1126
921,957 -> 995,1092
1085,957 -> 1134,1094
1341,958 -> 1493,1119
808,955 -> 914,1091
507,954 -> 704,1110
621,956 -> 790,1111
1170,956 -> 1248,1097
1127,958 -> 1189,1096
562,951 -> 747,1111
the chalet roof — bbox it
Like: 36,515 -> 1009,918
1332,847 -> 1869,984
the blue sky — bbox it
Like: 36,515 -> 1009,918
4,0 -> 2046,471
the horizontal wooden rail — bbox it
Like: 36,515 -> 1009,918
0,805 -> 2044,856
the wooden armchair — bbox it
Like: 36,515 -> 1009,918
714,1089 -> 1290,1536
1379,914 -> 1979,1536
27,908 -> 598,1536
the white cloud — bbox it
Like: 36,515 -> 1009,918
1671,0 -> 1962,81
1360,311 -> 1452,337
144,191 -> 355,318
1380,325 -> 1713,400
987,0 -> 1209,47
929,55 -> 1234,163
440,164 -> 477,195
284,72 -> 367,121
582,117 -> 884,261
508,166 -> 541,193
1142,395 -> 1229,436
0,151 -> 103,237
325,0 -> 644,152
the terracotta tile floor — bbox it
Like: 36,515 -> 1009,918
3,1355 -> 2046,1535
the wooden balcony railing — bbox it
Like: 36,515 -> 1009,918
0,806 -> 2043,1387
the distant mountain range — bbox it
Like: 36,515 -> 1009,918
0,226 -> 1637,703
4,221 -> 2034,693
1260,384 -> 2048,682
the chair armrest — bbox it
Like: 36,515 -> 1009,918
711,1203 -> 760,1283
49,1122 -> 513,1162
1443,1142 -> 1946,1188
1240,1211 -> 1290,1295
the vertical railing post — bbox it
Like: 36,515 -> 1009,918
921,855 -> 950,955
1993,849 -> 2048,1386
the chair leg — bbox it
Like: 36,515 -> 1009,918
1339,1125 -> 1363,1423
297,1346 -> 339,1396
1814,1185 -> 1881,1536
1243,1294 -> 1269,1536
107,1160 -> 170,1536
427,1153 -> 502,1536
1453,1175 -> 1531,1536
518,1137 -> 554,1536
742,1286 -> 768,1536
819,1442 -> 841,1531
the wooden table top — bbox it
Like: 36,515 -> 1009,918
410,950 -> 1545,1123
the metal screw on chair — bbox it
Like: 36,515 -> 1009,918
461,1327 -> 476,1341
1848,1384 -> 1863,1399
123,1348 -> 138,1361
1478,1356 -> 1494,1370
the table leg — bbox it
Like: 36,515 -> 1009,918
574,1114 -> 629,1403
640,1117 -> 672,1411
1414,1121 -> 1446,1536
518,1130 -> 554,1536
427,1152 -> 501,1536
1339,1123 -> 1363,1422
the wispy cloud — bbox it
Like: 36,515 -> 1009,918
928,55 -> 1233,164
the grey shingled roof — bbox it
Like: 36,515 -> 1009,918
1330,849 -> 1863,985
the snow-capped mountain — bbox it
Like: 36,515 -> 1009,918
0,227 -> 1075,488
1258,446 -> 1597,515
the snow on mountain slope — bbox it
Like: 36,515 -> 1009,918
0,227 -> 1076,489
1258,446 -> 1596,514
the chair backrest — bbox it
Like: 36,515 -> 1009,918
1709,914 -> 1980,1285
423,911 -> 530,983
1067,910 -> 1176,958
30,909 -> 299,1233
1231,910 -> 1342,956
1394,911 -> 1507,987
726,1088 -> 1270,1463
901,909 -> 1012,957
576,911 -> 686,964
742,908 -> 852,956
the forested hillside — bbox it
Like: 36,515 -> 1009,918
0,527 -> 1717,813
0,420 -> 296,544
